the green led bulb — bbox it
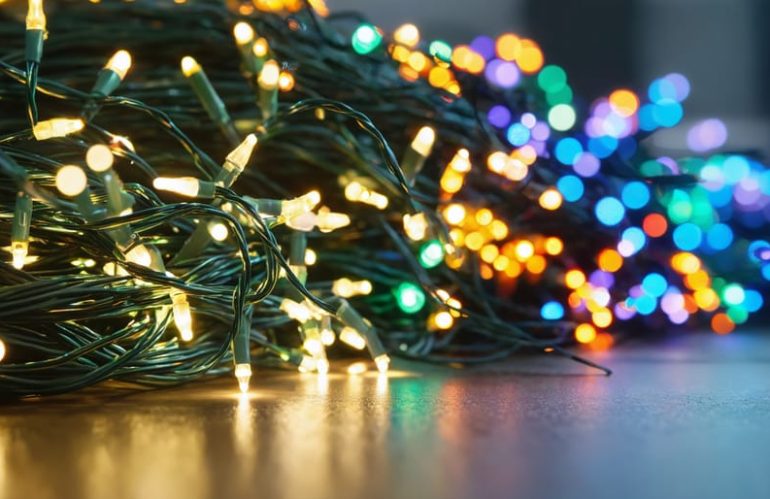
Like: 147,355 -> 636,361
419,240 -> 444,269
351,24 -> 382,55
429,40 -> 452,63
394,282 -> 426,314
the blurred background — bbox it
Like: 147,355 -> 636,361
329,0 -> 770,155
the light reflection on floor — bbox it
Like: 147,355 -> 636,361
1,334 -> 770,499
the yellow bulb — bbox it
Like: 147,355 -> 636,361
575,323 -> 597,344
465,231 -> 485,251
443,203 -> 466,225
233,22 -> 255,46
440,170 -> 464,194
304,248 -> 317,266
278,71 -> 295,92
432,311 -> 454,330
153,177 -> 201,197
0,337 -> 5,362
11,241 -> 28,270
565,269 -> 586,289
281,190 -> 322,221
171,290 -> 194,342
480,244 -> 499,263
374,354 -> 390,373
514,240 -> 535,262
258,60 -> 280,90
339,327 -> 366,350
26,0 -> 46,31
489,220 -> 509,240
448,148 -> 471,172
539,188 -> 563,210
86,144 -> 114,172
208,222 -> 228,241
347,361 -> 368,375
410,126 -> 436,157
475,209 -> 493,226
55,165 -> 88,197
32,118 -> 84,141
180,56 -> 201,77
544,237 -> 563,256
403,212 -> 428,241
234,363 -> 252,393
253,38 -> 269,57
592,308 -> 613,328
105,50 -> 132,80
394,23 -> 420,47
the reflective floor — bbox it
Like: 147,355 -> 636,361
1,333 -> 769,499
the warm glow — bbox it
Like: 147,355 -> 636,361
233,22 -> 255,46
339,327 -> 366,350
608,89 -> 640,118
258,59 -> 280,89
180,56 -> 201,77
411,126 -> 436,157
443,203 -> 466,225
496,33 -> 521,61
539,188 -> 563,210
86,144 -> 114,172
514,240 -> 535,262
575,323 -> 597,344
55,165 -> 88,197
153,177 -> 201,198
565,269 -> 586,289
32,118 -> 85,141
26,0 -> 46,30
394,23 -> 420,47
598,248 -> 623,272
278,71 -> 295,92
105,50 -> 132,80
544,237 -> 563,255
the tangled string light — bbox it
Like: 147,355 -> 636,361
0,0 -> 766,398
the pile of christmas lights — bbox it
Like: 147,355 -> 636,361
0,0 -> 767,397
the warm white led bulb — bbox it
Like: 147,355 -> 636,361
339,327 -> 366,350
86,144 -> 114,172
258,60 -> 280,90
252,38 -> 269,58
105,50 -> 132,80
180,56 -> 201,77
402,212 -> 428,241
125,244 -> 153,268
11,242 -> 28,270
26,0 -> 46,31
55,165 -> 88,197
316,207 -> 350,232
233,22 -> 255,47
171,290 -> 193,342
332,278 -> 373,298
224,133 -> 257,172
394,23 -> 420,48
234,363 -> 252,393
153,177 -> 201,197
410,126 -> 436,157
374,354 -> 391,373
448,148 -> 471,173
32,118 -> 84,141
208,222 -> 228,242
